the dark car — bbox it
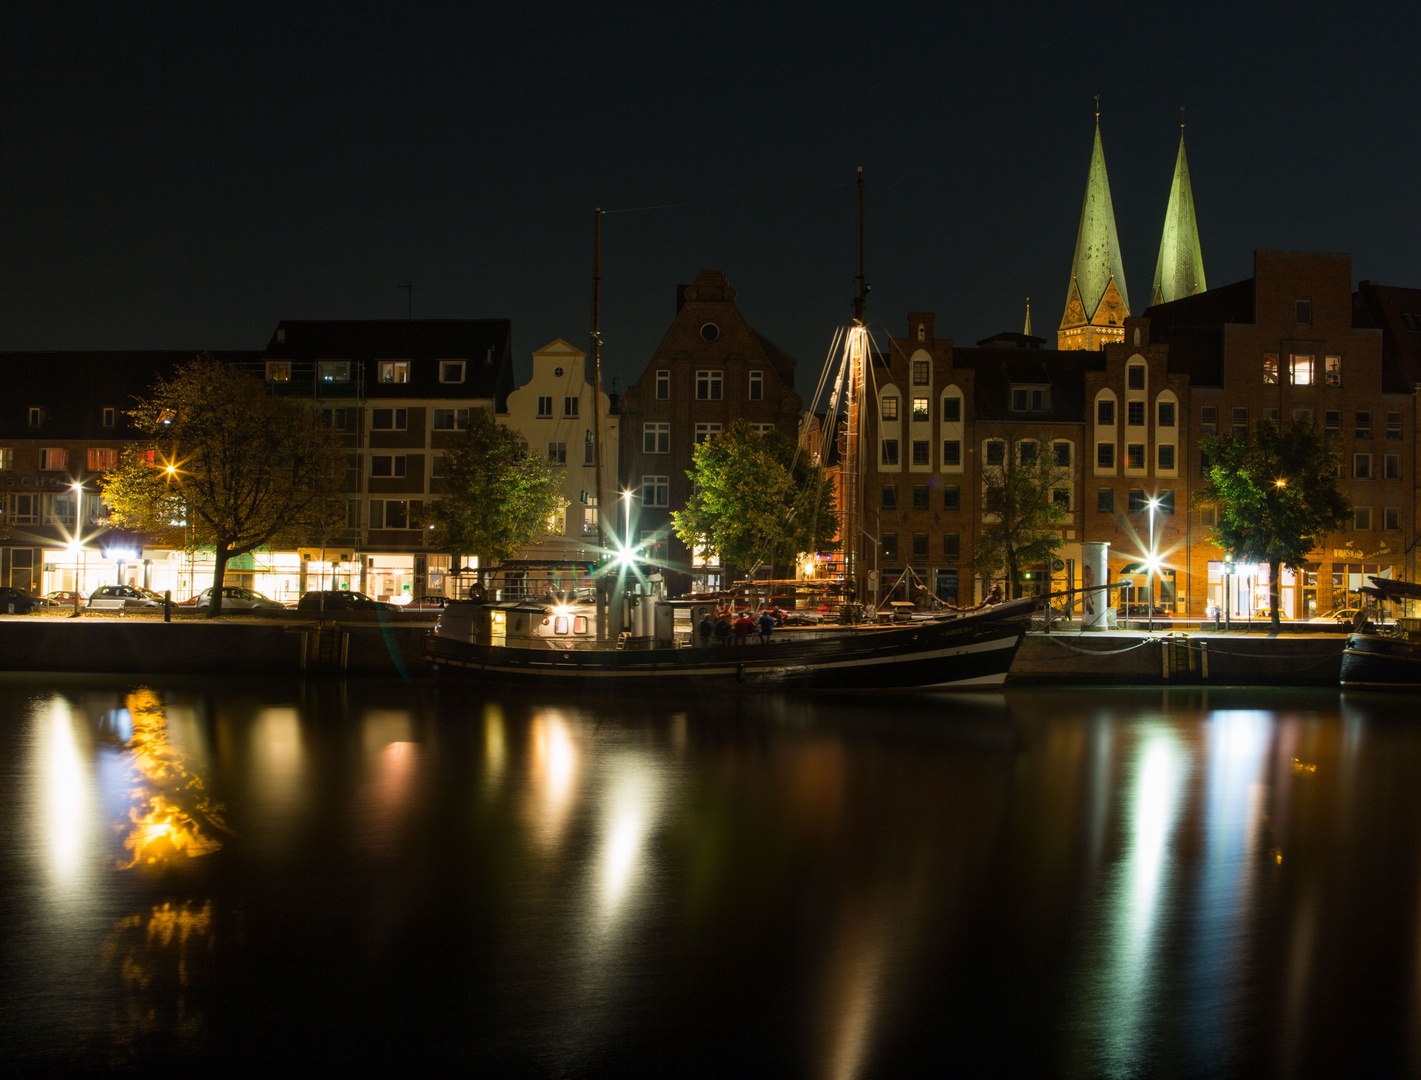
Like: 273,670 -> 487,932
296,590 -> 399,614
87,585 -> 166,610
0,587 -> 41,614
403,595 -> 452,612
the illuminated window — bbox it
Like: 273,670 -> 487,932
87,448 -> 118,470
912,398 -> 929,421
0,448 -> 12,470
378,361 -> 410,384
266,361 -> 291,382
1325,355 -> 1341,386
1263,355 -> 1278,384
1289,354 -> 1314,385
319,361 -> 350,382
38,448 -> 68,470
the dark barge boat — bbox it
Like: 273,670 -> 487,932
1340,577 -> 1421,690
425,595 -> 1036,691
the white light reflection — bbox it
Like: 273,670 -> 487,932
483,704 -> 506,787
525,712 -> 579,850
597,759 -> 659,919
250,708 -> 307,832
40,697 -> 90,889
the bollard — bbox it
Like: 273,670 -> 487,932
164,590 -> 172,623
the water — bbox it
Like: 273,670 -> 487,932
2,676 -> 1419,1077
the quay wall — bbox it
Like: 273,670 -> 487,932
1010,631 -> 1348,686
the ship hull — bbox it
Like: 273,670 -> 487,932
1340,633 -> 1421,690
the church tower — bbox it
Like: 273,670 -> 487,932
1058,113 -> 1129,350
1151,128 -> 1206,305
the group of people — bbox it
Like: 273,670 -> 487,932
697,606 -> 783,647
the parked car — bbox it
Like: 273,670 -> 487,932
183,586 -> 286,611
1312,606 -> 1362,625
296,590 -> 399,614
402,595 -> 453,612
0,587 -> 42,614
87,585 -> 166,610
42,590 -> 85,608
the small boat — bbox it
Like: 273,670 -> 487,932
1339,577 -> 1421,690
424,594 -> 1036,691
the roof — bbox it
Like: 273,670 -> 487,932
1144,277 -> 1257,386
1152,133 -> 1208,305
647,271 -> 798,386
1353,281 -> 1421,393
0,351 -> 260,440
1064,123 -> 1130,322
953,347 -> 1101,424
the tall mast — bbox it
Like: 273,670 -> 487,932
843,168 -> 867,597
591,208 -> 607,555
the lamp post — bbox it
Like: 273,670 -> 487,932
1147,496 -> 1160,632
71,480 -> 84,612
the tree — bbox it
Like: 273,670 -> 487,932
1198,418 -> 1350,630
970,432 -> 1071,599
102,356 -> 345,616
671,420 -> 838,578
428,410 -> 565,571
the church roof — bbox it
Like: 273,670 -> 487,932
1064,123 -> 1129,323
1151,133 -> 1207,305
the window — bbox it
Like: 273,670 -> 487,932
643,423 -> 669,454
1128,489 -> 1147,513
1201,506 -> 1216,528
1385,454 -> 1400,480
371,408 -> 407,431
695,371 -> 723,400
547,442 -> 567,464
1159,491 -> 1175,515
439,360 -> 466,383
385,500 -> 411,529
942,486 -> 960,510
9,493 -> 39,524
266,361 -> 291,382
346,500 -> 361,529
1296,300 -> 1312,324
28,407 -> 43,427
87,448 -> 118,470
1263,354 -> 1278,384
38,448 -> 68,470
102,407 -> 116,428
1200,405 -> 1217,434
433,408 -> 469,431
1157,401 -> 1175,428
881,396 -> 899,421
911,397 -> 930,421
583,500 -> 599,535
1325,355 -> 1341,386
1097,399 -> 1115,425
378,361 -> 410,384
1325,409 -> 1341,432
751,423 -> 774,435
1128,365 -> 1145,390
1033,389 -> 1047,411
564,396 -> 579,418
694,423 -> 722,444
1052,488 -> 1070,508
1354,507 -> 1371,531
655,371 -> 670,400
912,533 -> 929,559
1356,411 -> 1372,439
537,396 -> 553,418
1387,412 -> 1402,439
1097,443 -> 1115,469
912,485 -> 929,510
1097,488 -> 1114,513
1054,442 -> 1071,467
1385,507 -> 1401,531
371,455 -> 406,478
1232,407 -> 1249,432
881,486 -> 897,510
642,475 -> 669,507
1265,408 -> 1280,426
1011,388 -> 1029,413
882,533 -> 898,559
1158,444 -> 1175,470
584,432 -> 595,465
881,440 -> 899,466
1019,441 -> 1037,465
942,440 -> 961,467
985,441 -> 1005,466
319,361 -> 350,382
0,448 -> 12,470
911,440 -> 930,465
942,396 -> 961,423
912,360 -> 929,385
1126,444 -> 1145,469
748,371 -> 763,400
1127,401 -> 1145,426
43,492 -> 76,526
1200,448 -> 1211,471
1354,454 -> 1372,480
943,533 -> 960,559
431,454 -> 446,478
1292,408 -> 1314,423
1289,354 -> 1314,385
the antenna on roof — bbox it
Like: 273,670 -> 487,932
398,282 -> 412,320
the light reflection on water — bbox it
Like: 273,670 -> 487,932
5,681 -> 1421,1074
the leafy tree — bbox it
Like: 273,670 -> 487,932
101,356 -> 345,616
671,420 -> 838,578
1198,418 -> 1350,630
970,432 -> 1071,599
428,410 -> 565,570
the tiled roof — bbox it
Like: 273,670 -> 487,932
954,348 -> 1101,423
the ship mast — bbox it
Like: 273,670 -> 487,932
591,208 -> 607,555
843,168 -> 868,598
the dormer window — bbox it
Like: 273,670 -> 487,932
27,407 -> 43,427
378,361 -> 410,384
440,360 -> 466,383
1010,386 -> 1050,413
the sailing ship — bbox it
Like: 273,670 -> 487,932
1339,576 -> 1421,690
425,172 -> 1037,689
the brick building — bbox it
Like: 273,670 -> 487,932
616,270 -> 802,591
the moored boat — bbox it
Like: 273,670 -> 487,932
1340,577 -> 1421,690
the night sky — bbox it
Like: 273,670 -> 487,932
2,3 -> 1417,397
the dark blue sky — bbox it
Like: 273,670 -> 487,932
2,2 -> 1416,396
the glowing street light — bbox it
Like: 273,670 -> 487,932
1147,496 -> 1161,632
1274,477 -> 1287,489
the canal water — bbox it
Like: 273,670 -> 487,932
2,676 -> 1419,1077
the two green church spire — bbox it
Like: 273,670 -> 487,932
1151,130 -> 1207,305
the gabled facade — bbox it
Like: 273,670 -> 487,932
1058,122 -> 1130,351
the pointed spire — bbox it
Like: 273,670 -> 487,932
1058,110 -> 1130,350
1151,127 -> 1207,306
1024,298 -> 1032,337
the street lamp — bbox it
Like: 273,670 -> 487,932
1147,496 -> 1160,632
71,480 -> 84,612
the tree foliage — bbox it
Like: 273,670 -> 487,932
969,432 -> 1071,599
1198,418 -> 1350,629
428,410 -> 565,568
671,420 -> 838,576
101,356 -> 346,615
